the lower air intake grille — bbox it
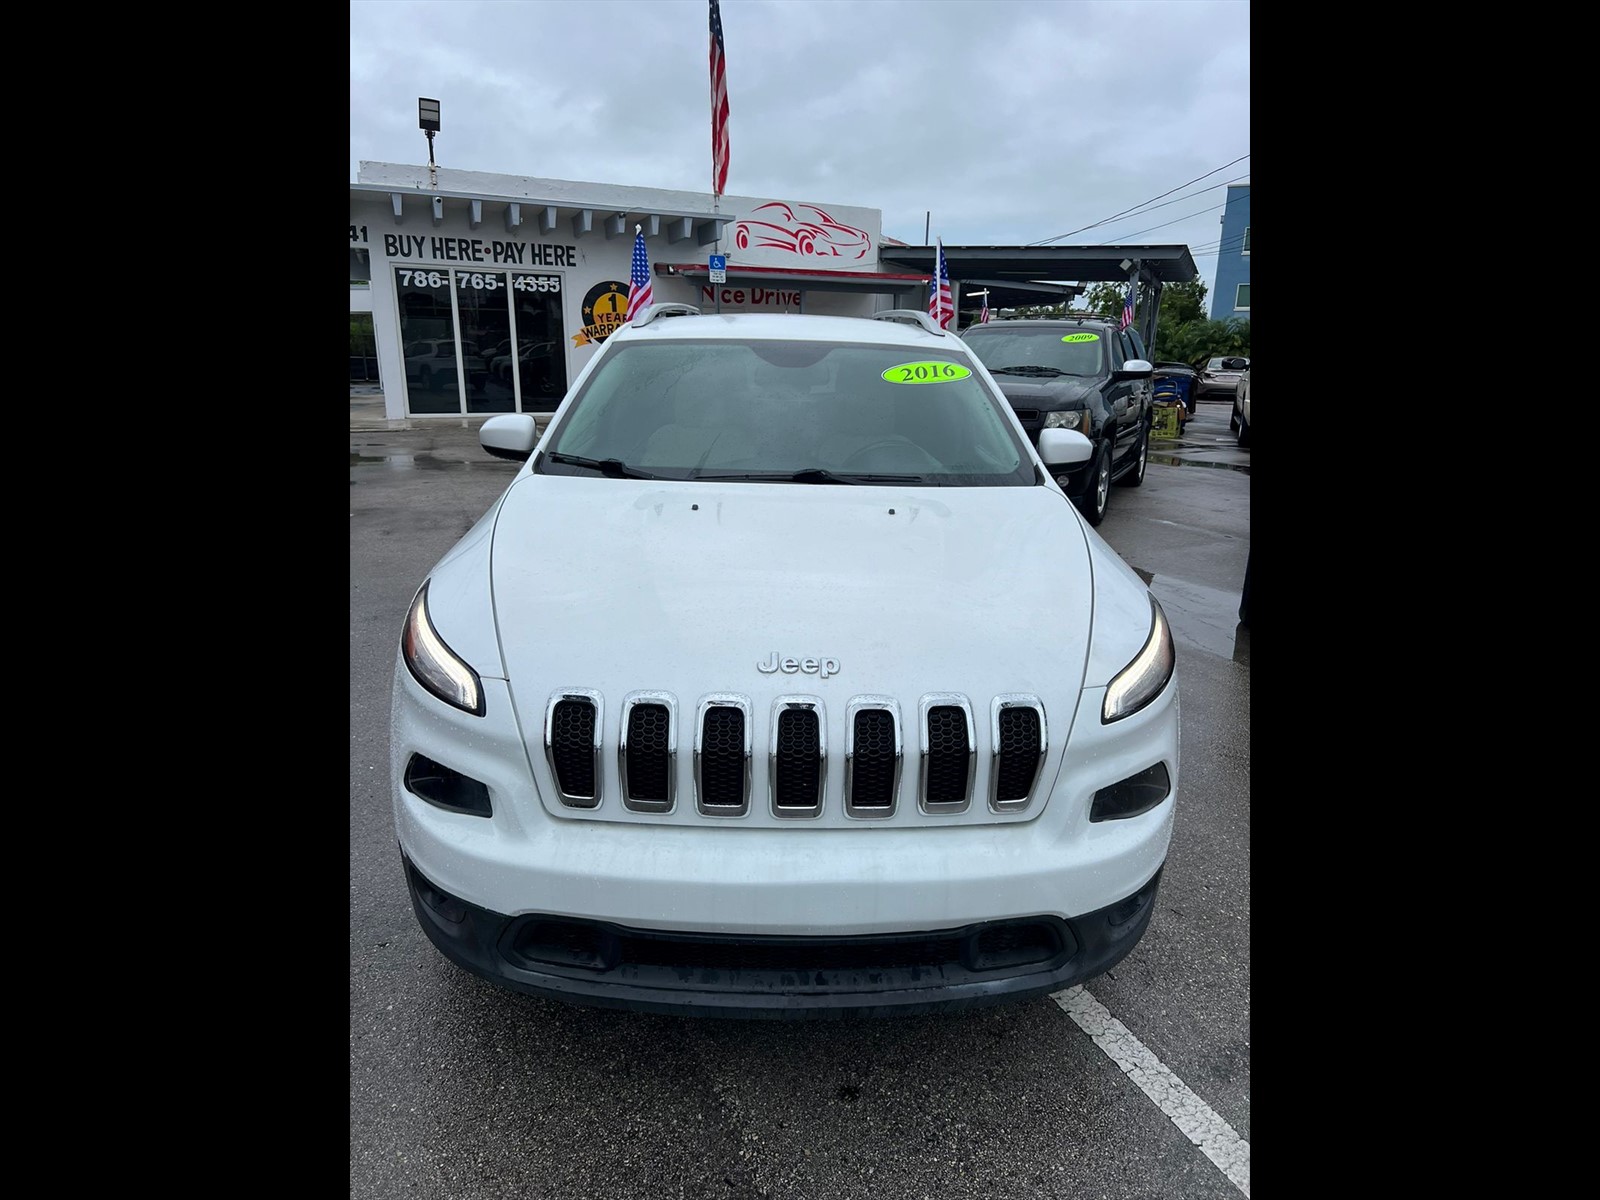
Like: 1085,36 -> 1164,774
550,698 -> 598,803
995,706 -> 1043,805
773,708 -> 822,811
624,703 -> 671,805
925,705 -> 971,806
850,708 -> 898,810
699,705 -> 747,809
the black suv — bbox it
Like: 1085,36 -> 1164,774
962,316 -> 1154,525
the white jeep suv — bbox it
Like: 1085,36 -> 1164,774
391,306 -> 1179,1017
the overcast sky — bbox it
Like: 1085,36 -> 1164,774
351,0 -> 1248,288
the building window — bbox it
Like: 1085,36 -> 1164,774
1241,226 -> 1250,256
350,247 -> 371,287
395,266 -> 569,416
1235,284 -> 1250,312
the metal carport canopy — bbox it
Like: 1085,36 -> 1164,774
875,244 -> 1199,282
877,244 -> 1199,350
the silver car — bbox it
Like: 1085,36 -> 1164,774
1198,355 -> 1249,400
1231,366 -> 1251,446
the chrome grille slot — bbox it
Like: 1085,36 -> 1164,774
770,698 -> 825,816
990,695 -> 1047,811
919,694 -> 975,813
544,689 -> 603,808
695,695 -> 751,816
619,692 -> 676,813
846,697 -> 901,818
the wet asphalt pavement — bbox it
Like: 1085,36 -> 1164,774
350,392 -> 1249,1198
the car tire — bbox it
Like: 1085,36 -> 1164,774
1229,403 -> 1240,434
1118,424 -> 1148,488
1236,411 -> 1250,447
1078,441 -> 1112,526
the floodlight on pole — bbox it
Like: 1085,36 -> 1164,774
418,98 -> 441,183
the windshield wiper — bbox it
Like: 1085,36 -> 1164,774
691,468 -> 924,485
989,365 -> 1068,377
544,452 -> 658,479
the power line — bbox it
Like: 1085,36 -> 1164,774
1044,175 -> 1250,245
1029,154 -> 1249,246
1107,175 -> 1249,224
1189,232 -> 1250,256
1076,199 -> 1232,244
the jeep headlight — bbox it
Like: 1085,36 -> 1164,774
1044,411 -> 1084,430
1103,597 -> 1175,723
402,581 -> 484,716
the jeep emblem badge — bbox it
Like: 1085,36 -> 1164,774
757,652 -> 839,679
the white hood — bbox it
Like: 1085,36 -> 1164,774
490,475 -> 1095,716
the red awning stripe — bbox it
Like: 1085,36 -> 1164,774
658,262 -> 931,282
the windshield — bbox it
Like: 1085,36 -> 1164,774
962,327 -> 1108,377
541,339 -> 1034,486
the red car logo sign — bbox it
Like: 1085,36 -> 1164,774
733,202 -> 873,260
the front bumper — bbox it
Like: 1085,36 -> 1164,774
404,852 -> 1165,1018
390,644 -> 1180,1015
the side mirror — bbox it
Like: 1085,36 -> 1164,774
480,413 -> 538,461
1038,428 -> 1094,467
1113,358 -> 1154,381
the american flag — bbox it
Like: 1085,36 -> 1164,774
710,0 -> 730,197
627,229 -> 653,322
928,239 -> 953,329
1120,282 -> 1135,331
979,292 -> 990,324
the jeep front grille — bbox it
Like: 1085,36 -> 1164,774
545,690 -> 603,807
540,690 -> 1046,817
991,695 -> 1047,811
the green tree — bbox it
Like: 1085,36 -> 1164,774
1157,279 -> 1207,325
1013,301 -> 1068,319
1155,318 -> 1250,368
1079,282 -> 1126,317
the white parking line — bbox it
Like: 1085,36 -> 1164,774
1052,985 -> 1250,1196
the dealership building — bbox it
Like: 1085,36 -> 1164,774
350,161 -> 1197,421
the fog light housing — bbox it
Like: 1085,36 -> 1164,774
1090,762 -> 1170,822
404,753 -> 492,817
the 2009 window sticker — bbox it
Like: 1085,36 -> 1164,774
881,361 -> 972,384
1061,333 -> 1099,343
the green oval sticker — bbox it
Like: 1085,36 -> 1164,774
881,361 -> 972,384
1061,333 -> 1100,343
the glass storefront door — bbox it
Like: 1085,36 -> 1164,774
394,267 -> 567,416
510,273 -> 567,412
396,268 -> 460,415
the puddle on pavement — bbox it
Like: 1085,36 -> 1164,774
1133,569 -> 1249,662
1147,453 -> 1250,474
349,451 -> 512,472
